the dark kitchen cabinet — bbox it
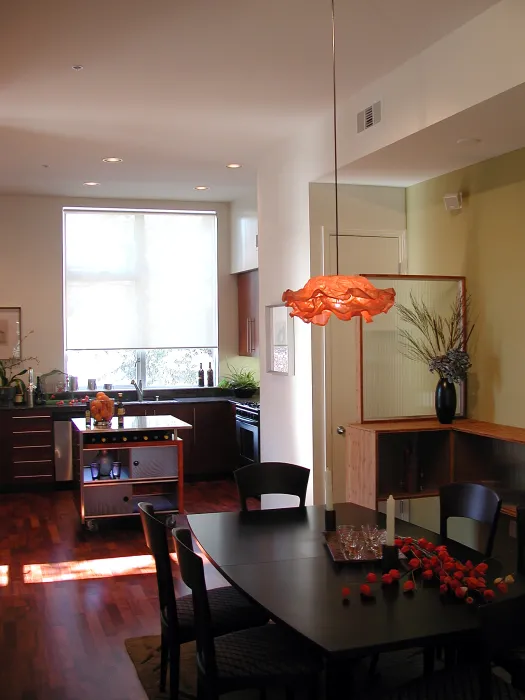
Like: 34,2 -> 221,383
238,270 -> 259,357
191,402 -> 238,477
1,409 -> 54,486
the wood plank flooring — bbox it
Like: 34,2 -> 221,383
0,480 -> 250,700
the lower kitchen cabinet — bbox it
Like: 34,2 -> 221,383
0,409 -> 55,486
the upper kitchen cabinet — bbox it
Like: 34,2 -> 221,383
230,196 -> 258,273
238,270 -> 259,357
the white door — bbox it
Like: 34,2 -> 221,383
326,233 -> 402,503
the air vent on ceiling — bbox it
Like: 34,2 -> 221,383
357,101 -> 382,133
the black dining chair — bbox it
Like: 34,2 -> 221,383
379,594 -> 525,700
234,462 -> 309,511
488,506 -> 525,691
172,526 -> 322,700
138,502 -> 269,699
440,482 -> 502,557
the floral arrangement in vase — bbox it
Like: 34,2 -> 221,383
396,292 -> 474,424
340,536 -> 513,605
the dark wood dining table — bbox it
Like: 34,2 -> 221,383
187,503 -> 523,695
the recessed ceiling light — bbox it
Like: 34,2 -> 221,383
194,186 -> 209,191
72,65 -> 84,71
226,163 -> 242,169
456,137 -> 482,145
102,157 -> 123,163
83,182 -> 100,186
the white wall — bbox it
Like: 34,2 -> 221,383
0,195 -> 236,378
257,122 -> 333,504
309,183 -> 406,504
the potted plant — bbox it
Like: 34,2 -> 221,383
218,365 -> 259,398
0,356 -> 37,406
396,292 -> 474,424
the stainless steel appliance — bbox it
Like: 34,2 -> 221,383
235,401 -> 260,466
54,420 -> 73,481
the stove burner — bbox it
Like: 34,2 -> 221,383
244,401 -> 260,409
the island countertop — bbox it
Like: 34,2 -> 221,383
71,415 -> 193,433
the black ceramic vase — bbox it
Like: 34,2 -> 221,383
435,378 -> 456,424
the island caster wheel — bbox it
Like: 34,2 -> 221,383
85,519 -> 99,532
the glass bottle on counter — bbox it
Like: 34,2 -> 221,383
117,392 -> 125,428
34,376 -> 46,405
85,401 -> 91,428
207,362 -> 214,387
198,363 -> 205,387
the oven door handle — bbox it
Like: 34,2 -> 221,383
237,416 -> 259,426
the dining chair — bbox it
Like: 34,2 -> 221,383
379,593 -> 525,700
138,502 -> 270,699
172,526 -> 322,700
440,482 -> 502,557
487,506 -> 525,691
234,462 -> 309,511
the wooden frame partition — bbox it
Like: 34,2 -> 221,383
357,274 -> 467,423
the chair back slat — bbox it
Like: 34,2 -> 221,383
439,483 -> 502,557
234,462 -> 309,511
517,506 -> 525,576
172,527 -> 217,683
138,502 -> 178,629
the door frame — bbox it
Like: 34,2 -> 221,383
319,227 -> 407,502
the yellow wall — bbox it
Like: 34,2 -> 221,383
407,146 -> 525,427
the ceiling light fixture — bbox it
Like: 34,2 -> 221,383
72,65 -> 84,71
83,182 -> 100,186
456,137 -> 482,145
281,0 -> 395,326
194,186 -> 209,191
102,157 -> 123,163
226,163 -> 242,169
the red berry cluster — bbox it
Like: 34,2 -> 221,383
340,536 -> 514,605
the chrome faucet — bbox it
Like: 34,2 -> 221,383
131,379 -> 144,402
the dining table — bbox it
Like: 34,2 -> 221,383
187,503 -> 524,697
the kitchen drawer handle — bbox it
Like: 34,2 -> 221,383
246,318 -> 251,355
13,430 -> 51,434
12,459 -> 53,464
14,474 -> 53,479
12,415 -> 50,420
13,445 -> 52,449
251,318 -> 256,353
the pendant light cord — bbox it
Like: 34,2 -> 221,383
331,0 -> 340,276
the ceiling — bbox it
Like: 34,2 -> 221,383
332,82 -> 525,188
0,0 -> 500,201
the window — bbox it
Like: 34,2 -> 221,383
63,209 -> 218,388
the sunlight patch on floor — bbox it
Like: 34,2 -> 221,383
23,553 -> 178,583
0,566 -> 8,587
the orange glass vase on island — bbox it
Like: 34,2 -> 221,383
89,392 -> 115,428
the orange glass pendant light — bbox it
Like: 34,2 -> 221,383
282,275 -> 395,327
282,0 -> 395,326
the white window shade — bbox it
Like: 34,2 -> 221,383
64,209 -> 218,350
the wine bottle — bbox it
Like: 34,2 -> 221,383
207,362 -> 214,387
34,377 -> 46,405
198,363 -> 205,387
85,403 -> 91,428
117,392 -> 125,428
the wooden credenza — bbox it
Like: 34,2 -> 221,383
347,419 -> 525,519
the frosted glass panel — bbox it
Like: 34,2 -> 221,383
362,277 -> 465,420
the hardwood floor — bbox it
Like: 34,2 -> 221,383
0,480 -> 250,700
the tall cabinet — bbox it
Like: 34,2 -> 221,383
238,270 -> 259,357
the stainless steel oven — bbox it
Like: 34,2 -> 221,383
235,402 -> 260,466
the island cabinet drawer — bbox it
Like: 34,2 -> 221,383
12,445 -> 54,462
11,430 -> 53,447
10,414 -> 53,433
12,459 -> 55,481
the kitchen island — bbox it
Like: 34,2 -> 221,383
72,415 -> 192,531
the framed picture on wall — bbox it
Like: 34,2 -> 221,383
0,307 -> 21,360
266,304 -> 294,375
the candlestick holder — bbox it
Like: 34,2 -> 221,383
381,544 -> 399,573
324,508 -> 336,532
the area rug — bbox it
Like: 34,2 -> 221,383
125,635 -> 432,700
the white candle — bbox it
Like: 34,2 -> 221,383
325,469 -> 334,511
386,494 -> 395,546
